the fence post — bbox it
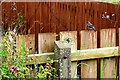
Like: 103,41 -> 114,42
54,41 -> 71,79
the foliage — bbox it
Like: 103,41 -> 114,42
1,3 -> 57,78
35,63 -> 56,79
0,29 -> 30,79
0,24 -> 57,79
35,57 -> 57,79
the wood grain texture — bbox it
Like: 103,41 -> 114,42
25,2 -> 35,34
100,28 -> 116,78
38,33 -> 56,53
27,46 -> 119,65
60,31 -> 77,52
71,62 -> 77,78
80,30 -> 97,78
119,28 -> 120,46
35,2 -> 40,49
100,28 -> 116,47
119,28 -> 120,78
80,30 -> 97,50
81,60 -> 97,78
100,58 -> 115,78
71,47 -> 119,61
16,34 -> 35,54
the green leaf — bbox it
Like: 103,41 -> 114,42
54,34 -> 59,37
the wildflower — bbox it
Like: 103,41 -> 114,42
15,73 -> 17,78
112,14 -> 115,16
10,66 -> 14,71
8,73 -> 11,75
13,66 -> 16,69
106,15 -> 109,19
9,35 -> 14,42
105,12 -> 107,14
16,67 -> 20,71
14,67 -> 17,71
13,27 -> 16,33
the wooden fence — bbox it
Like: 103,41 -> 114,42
2,28 -> 119,79
1,1 -> 120,79
2,2 -> 120,48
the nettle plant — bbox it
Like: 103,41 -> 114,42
0,28 -> 30,79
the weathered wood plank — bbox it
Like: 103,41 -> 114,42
100,28 -> 116,78
119,28 -> 120,79
60,31 -> 77,52
27,53 -> 54,65
27,47 -> 119,65
71,47 -> 119,61
71,62 -> 77,78
119,28 -> 120,46
16,34 -> 35,54
80,30 -> 97,78
80,30 -> 97,50
81,60 -> 97,78
38,33 -> 56,53
100,28 -> 116,47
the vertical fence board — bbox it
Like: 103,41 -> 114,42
60,31 -> 77,52
119,28 -> 120,78
38,33 -> 56,53
100,28 -> 116,78
56,2 -> 61,40
70,2 -> 75,31
39,2 -> 44,33
43,2 -> 50,33
71,62 -> 77,78
26,2 -> 35,34
16,34 -> 35,54
16,2 -> 25,33
80,30 -> 97,50
35,2 -> 40,50
50,2 -> 56,33
100,28 -> 116,47
80,30 -> 97,78
82,2 -> 85,30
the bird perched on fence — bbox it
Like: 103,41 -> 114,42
86,21 -> 97,32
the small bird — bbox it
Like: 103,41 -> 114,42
86,21 -> 97,32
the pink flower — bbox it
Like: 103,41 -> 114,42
9,35 -> 13,42
106,15 -> 109,19
112,14 -> 115,16
8,73 -> 11,75
16,67 -> 20,71
105,12 -> 107,14
10,66 -> 14,71
13,27 -> 16,33
14,67 -> 16,71
13,66 -> 16,69
15,73 -> 17,78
